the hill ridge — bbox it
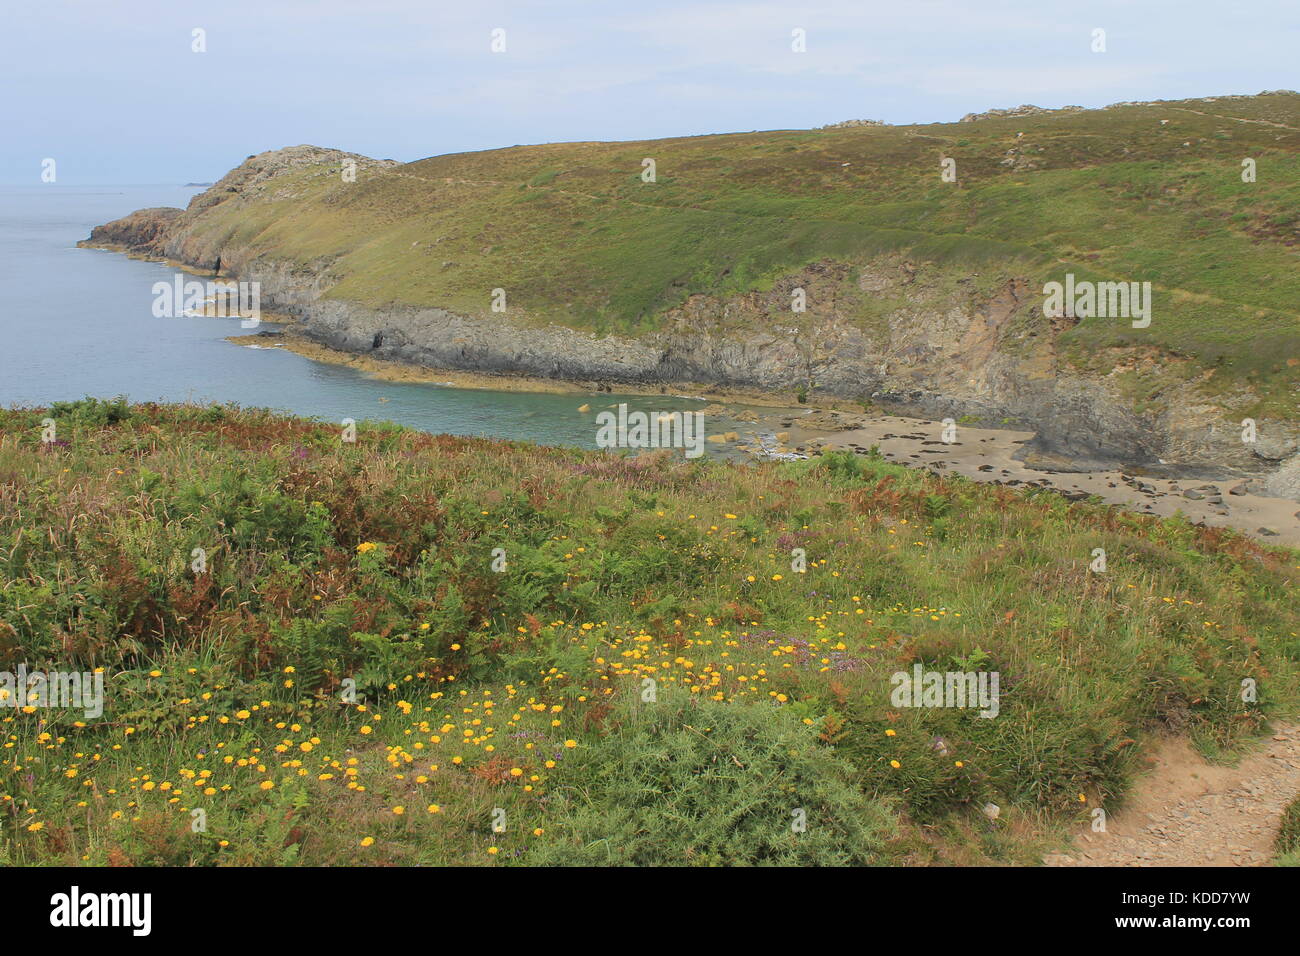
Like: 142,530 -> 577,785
81,92 -> 1300,492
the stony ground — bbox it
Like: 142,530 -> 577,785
817,417 -> 1300,548
1044,721 -> 1300,867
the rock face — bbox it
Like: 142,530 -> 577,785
1263,454 -> 1300,500
82,207 -> 182,255
80,145 -> 398,264
959,104 -> 1085,123
203,254 -> 1295,483
183,145 -> 399,219
79,146 -> 1300,496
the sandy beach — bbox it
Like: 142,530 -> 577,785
226,330 -> 1299,550
818,417 -> 1300,549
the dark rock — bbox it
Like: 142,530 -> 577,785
78,207 -> 183,255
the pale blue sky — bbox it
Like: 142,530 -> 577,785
2,0 -> 1295,183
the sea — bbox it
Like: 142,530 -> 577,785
0,184 -> 774,454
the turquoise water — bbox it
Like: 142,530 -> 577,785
0,185 -> 773,452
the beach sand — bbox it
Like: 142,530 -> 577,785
820,418 -> 1300,549
225,331 -> 1299,549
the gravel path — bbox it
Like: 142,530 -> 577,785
1044,722 -> 1300,867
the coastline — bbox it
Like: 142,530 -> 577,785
822,420 -> 1300,549
89,242 -> 852,411
82,231 -> 1300,501
224,327 -> 841,408
79,241 -> 1300,548
227,328 -> 1300,548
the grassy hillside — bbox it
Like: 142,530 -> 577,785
178,93 -> 1300,418
1,400 -> 1296,865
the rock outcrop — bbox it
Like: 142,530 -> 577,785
83,207 -> 182,256
959,104 -> 1085,123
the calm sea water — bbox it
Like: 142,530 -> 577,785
0,185 -> 769,452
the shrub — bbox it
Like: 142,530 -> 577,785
1276,796 -> 1300,866
530,692 -> 896,866
48,395 -> 133,426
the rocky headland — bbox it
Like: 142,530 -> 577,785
80,96 -> 1300,505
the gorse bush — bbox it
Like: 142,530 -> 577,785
48,395 -> 133,427
0,403 -> 1294,866
172,468 -> 336,563
1276,797 -> 1300,866
532,692 -> 896,866
818,448 -> 863,482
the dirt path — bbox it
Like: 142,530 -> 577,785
1043,721 -> 1300,867
1166,105 -> 1300,132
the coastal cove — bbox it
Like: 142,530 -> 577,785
0,185 -> 778,453
3,10 -> 1300,881
5,185 -> 1298,546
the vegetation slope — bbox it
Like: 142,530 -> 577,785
142,93 -> 1300,421
1,400 -> 1296,865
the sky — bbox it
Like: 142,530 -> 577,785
2,0 -> 1296,183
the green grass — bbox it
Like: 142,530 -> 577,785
1277,796 -> 1300,866
146,93 -> 1300,422
1,401 -> 1296,865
